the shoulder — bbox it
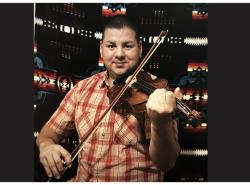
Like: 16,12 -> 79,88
73,71 -> 107,91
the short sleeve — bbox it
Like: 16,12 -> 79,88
46,82 -> 79,136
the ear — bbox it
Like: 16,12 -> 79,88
99,41 -> 103,58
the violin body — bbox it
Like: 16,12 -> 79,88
108,70 -> 201,127
108,71 -> 167,113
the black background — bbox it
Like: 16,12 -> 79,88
0,3 -> 250,182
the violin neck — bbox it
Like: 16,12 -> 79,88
131,78 -> 156,94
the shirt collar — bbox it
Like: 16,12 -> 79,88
100,70 -> 110,88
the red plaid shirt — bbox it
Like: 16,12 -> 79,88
47,71 -> 166,181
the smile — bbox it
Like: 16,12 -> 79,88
112,61 -> 127,67
112,61 -> 127,64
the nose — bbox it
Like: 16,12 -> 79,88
115,47 -> 125,59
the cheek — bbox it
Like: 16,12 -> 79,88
102,50 -> 112,61
127,52 -> 140,63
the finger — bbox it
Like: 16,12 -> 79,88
166,91 -> 176,102
52,152 -> 64,174
146,89 -> 155,111
174,87 -> 183,100
46,154 -> 61,179
165,91 -> 176,113
156,89 -> 167,105
40,157 -> 53,178
59,146 -> 72,168
147,89 -> 165,109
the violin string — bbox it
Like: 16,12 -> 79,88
137,78 -> 156,93
134,80 -> 155,94
132,83 -> 153,94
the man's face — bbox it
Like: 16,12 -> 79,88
100,27 -> 142,79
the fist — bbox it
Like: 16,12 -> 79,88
146,88 -> 176,124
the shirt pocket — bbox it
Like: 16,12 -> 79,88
75,108 -> 96,140
114,114 -> 141,147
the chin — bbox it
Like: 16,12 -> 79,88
112,69 -> 128,77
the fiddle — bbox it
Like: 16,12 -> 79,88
108,70 -> 202,127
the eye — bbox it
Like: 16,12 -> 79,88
106,44 -> 115,49
124,44 -> 133,49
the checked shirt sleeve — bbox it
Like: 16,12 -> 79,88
46,82 -> 80,136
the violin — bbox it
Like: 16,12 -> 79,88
108,70 -> 202,127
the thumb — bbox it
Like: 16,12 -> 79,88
174,87 -> 183,100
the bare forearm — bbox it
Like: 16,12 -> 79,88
36,125 -> 60,151
149,120 -> 180,172
36,136 -> 56,151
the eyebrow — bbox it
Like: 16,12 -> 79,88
104,41 -> 135,44
104,41 -> 115,44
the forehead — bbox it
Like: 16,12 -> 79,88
103,27 -> 137,42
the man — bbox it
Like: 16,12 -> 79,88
36,15 -> 181,181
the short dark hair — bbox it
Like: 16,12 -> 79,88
102,15 -> 140,42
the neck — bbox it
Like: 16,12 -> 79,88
106,71 -> 120,88
107,77 -> 115,88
